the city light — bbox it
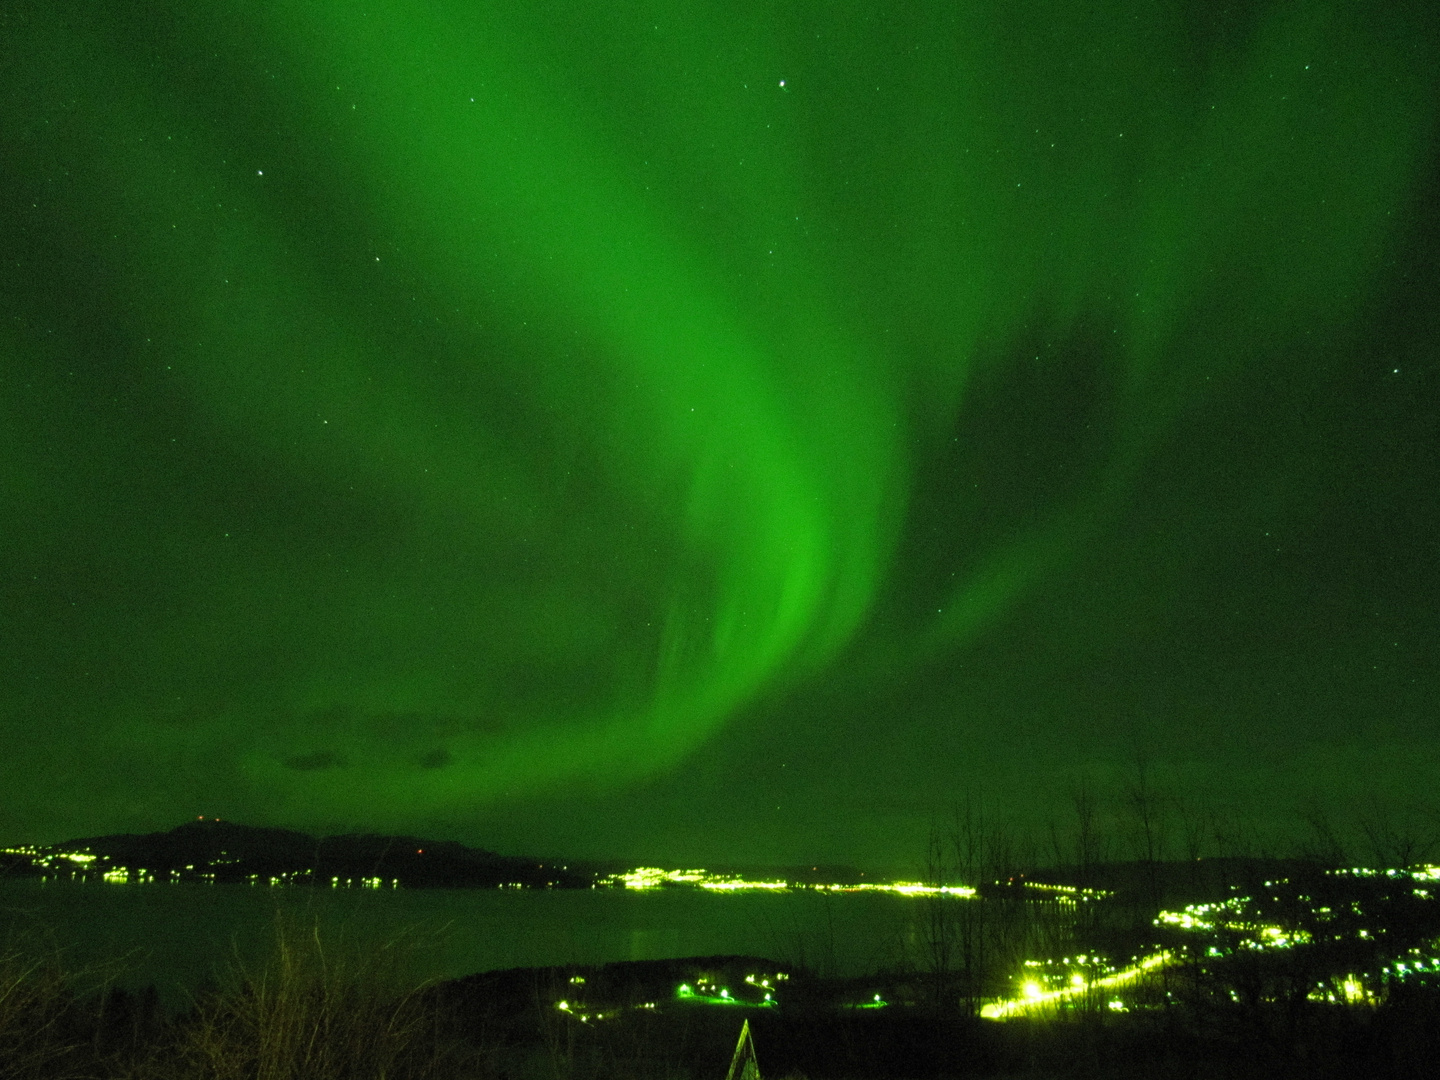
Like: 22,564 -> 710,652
982,952 -> 1174,1019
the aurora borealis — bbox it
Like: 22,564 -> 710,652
3,0 -> 1437,867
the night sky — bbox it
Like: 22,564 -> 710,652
3,0 -> 1437,872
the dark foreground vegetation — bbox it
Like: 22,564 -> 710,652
3,918 -> 1440,1080
5,779 -> 1438,1078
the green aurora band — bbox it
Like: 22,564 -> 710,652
2,0 -> 1435,830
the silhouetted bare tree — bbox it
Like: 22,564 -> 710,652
1359,798 -> 1439,868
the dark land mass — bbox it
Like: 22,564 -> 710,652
34,950 -> 1440,1079
1022,856 -> 1336,901
1,818 -> 592,889
4,866 -> 1440,1077
1,820 -> 874,890
429,954 -> 1440,1080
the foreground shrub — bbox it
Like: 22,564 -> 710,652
173,913 -> 467,1080
0,947 -> 78,1079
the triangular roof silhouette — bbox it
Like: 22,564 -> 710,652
725,1018 -> 762,1080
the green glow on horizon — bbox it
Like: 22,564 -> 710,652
1,0 -> 1435,831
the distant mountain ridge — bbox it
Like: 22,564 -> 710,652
3,819 -> 590,889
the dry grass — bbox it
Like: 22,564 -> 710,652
0,946 -> 78,1079
171,911 -> 469,1080
0,912 -> 485,1080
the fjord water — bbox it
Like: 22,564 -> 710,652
0,881 -> 924,1007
